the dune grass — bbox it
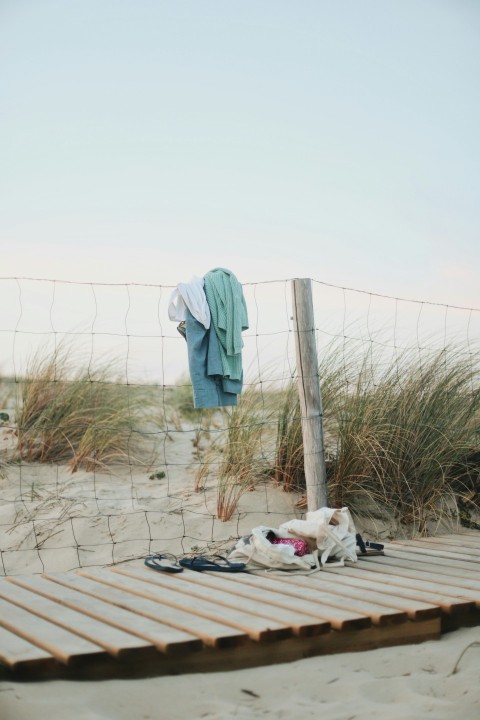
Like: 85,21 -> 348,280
12,338 -> 478,532
274,350 -> 347,492
273,343 -> 480,532
216,388 -> 274,521
16,347 -> 142,472
193,386 -> 274,520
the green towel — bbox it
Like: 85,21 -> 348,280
203,268 -> 249,381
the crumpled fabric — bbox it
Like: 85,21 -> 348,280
186,309 -> 241,408
228,507 -> 358,572
203,268 -> 248,381
168,276 -> 211,329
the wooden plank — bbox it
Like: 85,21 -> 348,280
0,625 -> 55,672
168,568 -> 405,628
2,618 -> 441,680
322,566 -> 476,615
10,574 -> 202,656
0,532 -> 476,681
171,569 -> 373,630
80,568 -> 292,642
386,541 -> 480,562
382,546 -> 480,576
0,596 -> 105,665
236,573 -> 407,626
0,579 -> 151,659
115,566 -> 330,637
328,564 -> 479,602
301,617 -> 441,657
407,536 -> 480,550
358,555 -> 480,592
276,574 -> 438,621
149,618 -> 441,676
52,572 -> 248,649
344,559 -> 480,600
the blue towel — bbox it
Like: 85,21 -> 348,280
186,310 -> 242,408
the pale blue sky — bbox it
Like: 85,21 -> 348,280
1,0 -> 479,307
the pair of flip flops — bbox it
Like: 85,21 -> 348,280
144,553 -> 246,573
356,534 -> 385,556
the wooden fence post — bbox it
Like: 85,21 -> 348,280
291,278 -> 328,510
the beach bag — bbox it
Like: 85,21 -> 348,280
228,525 -> 318,572
280,506 -> 358,566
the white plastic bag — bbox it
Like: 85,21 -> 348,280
228,525 -> 318,572
280,506 -> 357,566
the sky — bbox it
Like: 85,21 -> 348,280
1,0 -> 480,309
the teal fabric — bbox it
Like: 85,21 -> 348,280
203,268 -> 249,381
186,309 -> 240,408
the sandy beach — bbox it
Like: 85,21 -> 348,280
1,395 -> 479,720
0,625 -> 479,720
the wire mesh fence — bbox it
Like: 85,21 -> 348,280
0,275 -> 479,575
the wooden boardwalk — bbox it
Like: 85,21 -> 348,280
0,532 -> 479,679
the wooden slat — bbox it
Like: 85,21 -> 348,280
0,579 -> 151,659
385,541 -> 480,562
52,572 -> 248,648
211,573 -> 375,630
0,532 -> 476,679
276,574 -> 438,621
322,565 -> 475,615
165,568 -> 403,628
328,564 -> 478,602
344,559 -> 480,602
382,546 -> 480,576
115,566 -> 330,637
234,573 -> 406,626
169,573 -> 371,630
156,617 -> 441,676
356,556 -> 480,593
0,596 -> 105,665
0,625 -> 55,671
80,568 -> 292,642
406,536 -> 480,550
10,574 -> 202,656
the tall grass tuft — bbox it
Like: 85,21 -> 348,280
274,346 -> 351,492
273,381 -> 304,491
16,347 -> 141,472
202,388 -> 273,521
274,342 -> 480,532
217,389 -> 268,521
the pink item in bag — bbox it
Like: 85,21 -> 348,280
271,538 -> 310,556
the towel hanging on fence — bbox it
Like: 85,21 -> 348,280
203,268 -> 249,382
168,276 -> 211,329
186,309 -> 242,408
169,269 -> 248,408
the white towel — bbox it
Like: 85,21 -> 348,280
168,276 -> 211,329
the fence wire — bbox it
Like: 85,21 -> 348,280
0,276 -> 478,575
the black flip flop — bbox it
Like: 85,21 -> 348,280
356,534 -> 385,556
179,554 -> 246,573
144,553 -> 183,573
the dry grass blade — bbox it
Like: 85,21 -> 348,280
213,388 -> 273,521
15,346 -> 142,472
273,340 -> 480,533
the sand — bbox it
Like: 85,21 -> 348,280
1,425 -> 479,719
0,417 -> 410,578
0,626 -> 479,719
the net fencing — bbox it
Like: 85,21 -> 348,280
0,276 -> 478,575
